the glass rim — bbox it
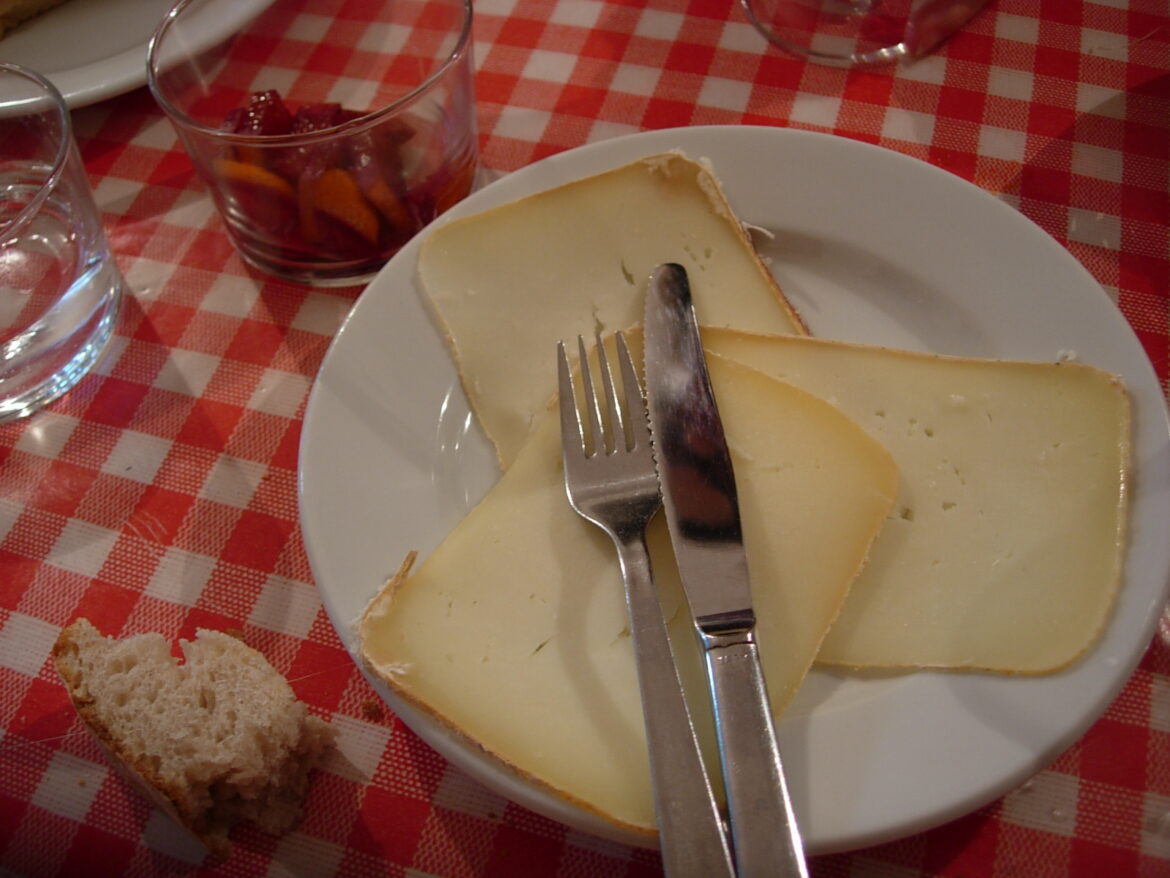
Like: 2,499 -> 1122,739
0,61 -> 73,244
145,0 -> 475,141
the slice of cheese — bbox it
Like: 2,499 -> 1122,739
359,350 -> 896,835
704,329 -> 1130,673
417,153 -> 805,470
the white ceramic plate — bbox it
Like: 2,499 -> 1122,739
299,126 -> 1170,854
0,0 -> 264,109
0,0 -> 174,108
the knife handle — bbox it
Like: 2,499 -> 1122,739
614,534 -> 735,878
702,633 -> 809,878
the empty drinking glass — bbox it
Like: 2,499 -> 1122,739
0,63 -> 123,423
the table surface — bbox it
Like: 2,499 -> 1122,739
2,1 -> 1168,876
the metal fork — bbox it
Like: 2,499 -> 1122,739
558,332 -> 735,878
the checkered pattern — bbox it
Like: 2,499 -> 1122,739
1,0 -> 1167,876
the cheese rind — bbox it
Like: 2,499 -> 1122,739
704,329 -> 1130,673
359,351 -> 896,833
417,153 -> 805,469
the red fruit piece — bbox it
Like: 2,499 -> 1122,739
291,102 -> 342,134
348,120 -> 412,166
220,107 -> 245,133
222,90 -> 294,166
237,90 -> 294,136
371,117 -> 415,148
270,102 -> 349,180
296,170 -> 322,249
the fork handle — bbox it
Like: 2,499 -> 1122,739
614,533 -> 735,878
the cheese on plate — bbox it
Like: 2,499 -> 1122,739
359,347 -> 896,835
704,329 -> 1130,673
417,153 -> 805,469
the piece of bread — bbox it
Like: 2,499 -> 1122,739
53,619 -> 335,858
0,0 -> 68,38
417,152 -> 806,470
359,340 -> 896,835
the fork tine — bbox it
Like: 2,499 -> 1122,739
614,332 -> 645,450
594,332 -> 625,453
577,335 -> 605,458
556,340 -> 583,457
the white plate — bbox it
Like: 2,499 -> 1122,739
0,0 -> 264,109
0,0 -> 174,108
299,126 -> 1170,854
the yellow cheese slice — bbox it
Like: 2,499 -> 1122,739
703,329 -> 1130,673
359,351 -> 896,835
417,153 -> 805,469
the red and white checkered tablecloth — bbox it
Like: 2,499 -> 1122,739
1,1 -> 1168,876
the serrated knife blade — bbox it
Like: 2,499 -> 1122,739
643,262 -> 808,878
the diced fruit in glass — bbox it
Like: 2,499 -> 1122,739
299,167 -> 381,255
212,158 -> 300,240
234,90 -> 294,137
210,90 -> 475,270
434,156 -> 476,214
225,90 -> 294,166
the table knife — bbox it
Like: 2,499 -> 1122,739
642,262 -> 809,878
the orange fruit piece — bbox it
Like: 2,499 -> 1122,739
212,158 -> 300,240
213,158 -> 296,199
362,175 -> 413,232
233,144 -> 268,167
301,167 -> 380,246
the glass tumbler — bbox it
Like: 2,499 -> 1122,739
147,0 -> 477,286
0,63 -> 123,423
741,0 -> 990,67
